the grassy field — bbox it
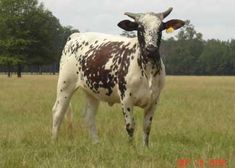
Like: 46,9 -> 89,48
0,75 -> 234,168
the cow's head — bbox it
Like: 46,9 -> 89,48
118,8 -> 185,55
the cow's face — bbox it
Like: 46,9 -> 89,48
136,13 -> 163,52
118,8 -> 185,54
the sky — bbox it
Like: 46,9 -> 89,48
39,0 -> 235,41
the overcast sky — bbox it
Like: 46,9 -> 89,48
39,0 -> 235,40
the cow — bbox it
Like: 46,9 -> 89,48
52,7 -> 185,146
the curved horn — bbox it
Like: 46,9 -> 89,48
161,7 -> 173,19
124,12 -> 142,20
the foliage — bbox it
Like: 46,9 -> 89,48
0,0 -> 78,67
0,0 -> 234,75
162,21 -> 235,75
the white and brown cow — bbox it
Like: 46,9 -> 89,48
52,7 -> 185,146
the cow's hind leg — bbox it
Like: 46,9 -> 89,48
52,78 -> 77,140
65,103 -> 73,136
84,93 -> 100,144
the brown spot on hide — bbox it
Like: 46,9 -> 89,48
78,41 -> 136,96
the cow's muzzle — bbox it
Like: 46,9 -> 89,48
146,45 -> 158,53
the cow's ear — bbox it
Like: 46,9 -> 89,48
118,20 -> 138,31
162,19 -> 185,31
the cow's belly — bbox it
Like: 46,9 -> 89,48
80,83 -> 120,105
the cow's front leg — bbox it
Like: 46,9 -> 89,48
121,100 -> 135,142
143,104 -> 156,146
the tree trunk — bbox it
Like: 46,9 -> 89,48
17,64 -> 22,78
38,65 -> 42,75
7,63 -> 11,77
30,65 -> 34,75
52,63 -> 56,75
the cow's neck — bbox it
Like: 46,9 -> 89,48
136,35 -> 162,77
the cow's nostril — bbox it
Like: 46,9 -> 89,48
146,45 -> 158,52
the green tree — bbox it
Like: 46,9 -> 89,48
0,0 -> 36,76
176,20 -> 203,41
164,20 -> 204,75
0,0 -> 78,77
199,40 -> 231,75
227,40 -> 235,74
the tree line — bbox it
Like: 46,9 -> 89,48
0,0 -> 79,77
0,0 -> 234,77
161,21 -> 235,75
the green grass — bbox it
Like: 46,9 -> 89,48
0,75 -> 234,168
